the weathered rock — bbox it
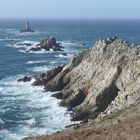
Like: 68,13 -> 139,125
60,89 -> 86,108
17,43 -> 33,46
18,76 -> 32,82
61,53 -> 67,56
31,37 -> 140,121
27,37 -> 64,52
51,92 -> 63,99
44,67 -> 70,91
32,66 -> 64,86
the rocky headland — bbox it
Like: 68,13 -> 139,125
20,37 -> 140,140
27,37 -> 64,52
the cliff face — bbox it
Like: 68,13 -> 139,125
21,37 -> 140,140
31,38 -> 140,122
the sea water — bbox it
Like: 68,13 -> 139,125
0,19 -> 140,140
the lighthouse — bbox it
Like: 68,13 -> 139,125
20,21 -> 34,33
26,21 -> 30,30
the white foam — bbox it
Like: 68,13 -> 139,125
3,28 -> 18,34
25,118 -> 36,125
26,48 -> 49,54
58,54 -> 72,58
0,87 -> 3,92
0,75 -> 74,140
0,118 -> 4,123
0,38 -> 21,41
10,40 -> 39,49
50,60 -> 57,64
26,60 -> 46,64
29,66 -> 48,72
59,40 -> 82,55
14,41 -> 55,54
50,48 -> 54,52
16,31 -> 41,36
61,41 -> 78,46
20,40 -> 38,45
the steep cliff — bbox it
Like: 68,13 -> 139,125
21,37 -> 140,140
28,37 -> 140,123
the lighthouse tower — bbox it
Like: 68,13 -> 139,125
20,21 -> 34,33
26,21 -> 30,30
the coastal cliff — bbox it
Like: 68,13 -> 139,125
22,37 -> 140,139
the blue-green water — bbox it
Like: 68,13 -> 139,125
0,19 -> 140,140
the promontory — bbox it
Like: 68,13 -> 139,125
21,37 -> 140,140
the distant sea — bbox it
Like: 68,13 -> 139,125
0,19 -> 140,140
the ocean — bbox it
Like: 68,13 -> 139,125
0,19 -> 140,140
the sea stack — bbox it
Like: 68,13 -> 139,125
20,21 -> 34,33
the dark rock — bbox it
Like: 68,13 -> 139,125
44,68 -> 70,91
20,21 -> 34,33
17,43 -> 33,46
51,92 -> 63,99
71,112 -> 90,121
27,37 -> 64,52
26,47 -> 42,52
61,53 -> 67,56
32,66 -> 64,86
18,76 -> 32,82
20,29 -> 34,33
68,107 -> 73,111
59,89 -> 86,108
105,36 -> 118,45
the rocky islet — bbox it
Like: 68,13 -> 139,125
27,37 -> 64,52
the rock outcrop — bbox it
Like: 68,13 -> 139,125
32,66 -> 64,86
26,37 -> 140,122
27,37 -> 64,52
18,76 -> 32,82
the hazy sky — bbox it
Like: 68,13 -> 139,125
0,0 -> 139,19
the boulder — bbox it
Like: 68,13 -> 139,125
17,76 -> 32,82
27,37 -> 64,52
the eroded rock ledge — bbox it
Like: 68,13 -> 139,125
19,37 -> 140,123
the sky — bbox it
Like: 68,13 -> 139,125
0,0 -> 139,19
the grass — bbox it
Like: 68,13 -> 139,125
88,102 -> 140,128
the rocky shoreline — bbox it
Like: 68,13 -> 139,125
20,37 -> 140,139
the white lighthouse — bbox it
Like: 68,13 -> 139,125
26,21 -> 30,30
20,21 -> 34,33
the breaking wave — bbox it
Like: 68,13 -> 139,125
0,75 -> 72,140
26,60 -> 46,64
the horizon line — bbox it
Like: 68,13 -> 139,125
0,17 -> 140,20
